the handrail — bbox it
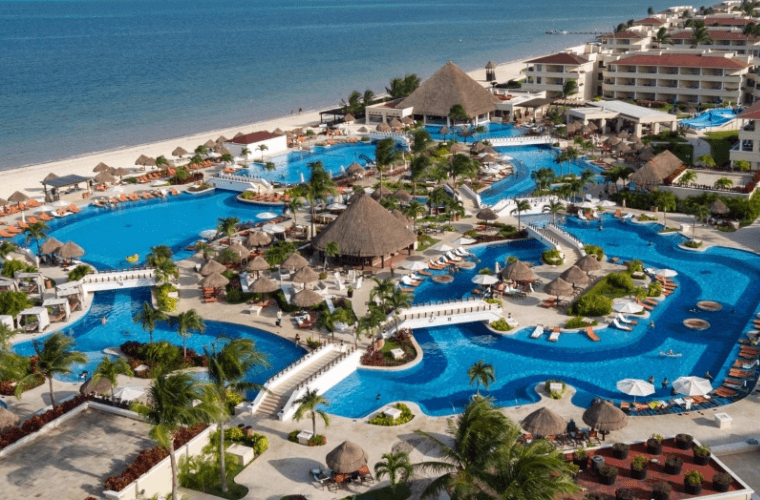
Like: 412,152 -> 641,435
547,223 -> 585,250
294,346 -> 357,391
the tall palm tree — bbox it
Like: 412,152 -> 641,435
147,245 -> 173,265
514,199 -> 531,231
324,242 -> 340,271
411,129 -> 433,154
404,200 -> 426,230
362,89 -> 375,114
691,24 -> 713,47
241,147 -> 251,160
216,216 -> 240,245
567,177 -> 585,203
285,196 -> 304,229
195,145 -> 208,157
652,27 -> 673,47
375,138 -> 402,188
92,356 -> 134,399
0,323 -> 15,351
172,309 -> 206,358
134,370 -> 225,500
449,154 -> 479,187
156,155 -> 169,169
220,153 -> 234,164
205,339 -> 269,493
448,104 -> 469,126
342,90 -> 362,114
409,155 -> 432,195
257,144 -> 268,162
370,278 -> 395,311
153,258 -> 179,284
387,288 -> 413,317
24,221 -> 49,258
547,200 -> 566,224
375,451 -> 414,493
293,388 -> 330,436
194,242 -> 216,261
133,301 -> 168,344
15,332 -> 86,407
689,204 -> 710,234
306,161 -> 338,238
467,360 -> 495,395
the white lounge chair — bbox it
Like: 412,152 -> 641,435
455,247 -> 471,257
400,276 -> 418,286
445,251 -> 462,262
548,328 -> 560,342
347,270 -> 356,284
334,321 -> 353,334
325,297 -> 336,314
354,277 -> 362,289
279,268 -> 291,280
314,281 -> 329,295
613,319 -> 632,331
578,212 -> 587,220
617,314 -> 638,325
531,325 -> 544,339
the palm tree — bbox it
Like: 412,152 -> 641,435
306,161 -> 338,238
15,332 -> 86,407
220,153 -> 234,164
24,221 -> 49,258
241,147 -> 251,159
153,258 -> 179,284
448,104 -> 469,126
324,242 -> 340,271
362,89 -> 375,114
652,27 -> 673,47
404,200 -> 426,230
734,160 -> 751,172
133,301 -> 168,344
680,170 -> 697,185
216,216 -> 240,244
514,199 -> 531,231
428,187 -> 450,216
696,154 -> 716,168
195,145 -> 208,157
467,360 -> 495,395
409,155 -> 431,194
715,177 -> 733,189
293,388 -> 330,436
375,138 -> 402,187
194,242 -> 216,261
691,25 -> 713,47
375,451 -> 414,493
411,129 -> 433,154
689,204 -> 710,234
0,241 -> 17,260
147,245 -> 173,265
134,370 -> 225,500
531,167 -> 555,191
547,200 -> 566,224
205,338 -> 269,492
92,356 -> 134,399
172,309 -> 206,358
285,197 -> 304,229
257,144 -> 268,162
342,90 -> 362,114
370,278 -> 396,311
387,288 -> 413,317
0,323 -> 14,351
449,154 -> 479,187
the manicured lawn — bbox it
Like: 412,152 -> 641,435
417,236 -> 440,252
704,131 -> 739,166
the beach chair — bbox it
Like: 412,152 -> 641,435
585,326 -> 600,341
636,298 -> 654,311
613,319 -> 632,331
549,327 -> 560,342
400,276 -> 420,287
531,325 -> 544,339
325,297 -> 336,314
617,314 -> 638,325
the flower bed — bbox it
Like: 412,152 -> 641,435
0,394 -> 91,449
368,403 -> 414,426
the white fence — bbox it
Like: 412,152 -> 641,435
489,135 -> 553,146
208,174 -> 271,192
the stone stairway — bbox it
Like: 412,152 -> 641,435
255,350 -> 344,417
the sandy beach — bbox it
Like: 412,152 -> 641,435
0,55 -> 538,200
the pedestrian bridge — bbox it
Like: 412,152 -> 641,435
80,268 -> 156,293
489,135 -> 554,147
385,298 -> 503,334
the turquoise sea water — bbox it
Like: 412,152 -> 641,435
1,0 -> 675,170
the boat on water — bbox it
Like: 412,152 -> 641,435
660,350 -> 682,358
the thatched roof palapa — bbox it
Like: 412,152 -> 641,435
312,192 -> 417,258
343,113 -> 355,123
392,189 -> 412,202
560,265 -> 589,285
204,139 -> 216,148
229,242 -> 250,260
246,256 -> 271,272
93,171 -> 116,184
357,126 -> 369,133
629,150 -> 683,186
250,277 -> 279,293
347,162 -> 365,176
44,173 -> 59,181
200,260 -> 227,276
576,254 -> 602,273
199,272 -> 229,288
370,185 -> 392,201
172,147 -> 188,157
57,241 -> 85,259
326,441 -> 369,473
376,122 -> 392,132
292,288 -> 324,307
292,267 -> 319,284
281,253 -> 309,271
582,400 -> 628,432
135,154 -> 149,166
80,376 -> 112,395
543,277 -> 574,297
439,126 -> 451,135
521,407 -> 566,436
709,199 -> 729,215
246,231 -> 272,248
8,191 -> 30,203
389,118 -> 403,128
476,208 -> 498,221
93,162 -> 111,173
401,116 -> 415,125
500,261 -> 535,282
39,237 -> 64,255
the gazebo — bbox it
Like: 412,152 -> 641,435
40,174 -> 92,202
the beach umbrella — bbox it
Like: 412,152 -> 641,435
392,189 -> 413,202
449,143 -> 468,153
143,157 -> 156,167
113,386 -> 145,401
216,135 -> 228,143
480,154 -> 499,164
246,256 -> 271,272
370,185 -> 392,200
389,118 -> 403,128
0,407 -> 19,433
471,142 -> 486,154
281,253 -> 309,271
273,128 -> 284,135
357,126 -> 368,133
172,147 -> 188,157
451,237 -> 476,245
246,231 -> 272,248
632,141 -> 646,151
292,288 -> 324,308
578,201 -> 596,209
402,116 -> 415,125
93,171 -> 116,184
262,224 -> 285,234
39,237 -> 64,255
93,162 -> 111,173
43,173 -> 59,182
8,191 -> 29,203
613,300 -> 644,314
135,154 -> 149,166
709,199 -> 729,215
638,148 -> 656,161
605,136 -> 621,146
199,272 -> 229,288
200,260 -> 227,276
250,276 -> 279,293
587,122 -> 598,131
342,114 -> 355,123
582,400 -> 628,432
654,269 -> 677,278
112,167 -> 130,179
256,212 -> 278,220
618,130 -> 630,140
673,376 -> 713,397
326,202 -> 347,211
429,242 -> 455,253
501,261 -> 535,282
51,200 -> 69,207
347,163 -> 365,176
476,208 -> 499,221
599,200 -> 616,208
560,265 -> 589,286
326,441 -> 368,473
204,139 -> 216,149
616,378 -> 654,403
57,241 -> 85,259
401,261 -> 428,271
376,122 -> 392,132
581,125 -> 593,135
576,254 -> 602,274
472,274 -> 499,285
199,229 -> 218,240
229,242 -> 250,260
0,198 -> 8,207
292,266 -> 320,284
521,407 -> 566,437
615,142 -> 632,153
543,278 -> 573,299
79,376 -> 112,395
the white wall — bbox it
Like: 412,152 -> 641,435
225,135 -> 287,159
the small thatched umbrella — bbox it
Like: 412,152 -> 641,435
44,172 -> 59,181
93,162 -> 111,173
250,276 -> 279,293
471,142 -> 486,153
292,266 -> 319,285
449,143 -> 468,153
246,256 -> 271,273
135,154 -> 149,166
543,277 -> 573,300
216,135 -> 228,143
200,260 -> 227,276
500,261 -> 535,282
0,407 -> 20,433
483,146 -> 498,155
8,191 -> 29,203
389,118 -> 403,129
199,272 -> 229,288
615,142 -> 632,153
632,141 -> 646,151
0,198 -> 7,207
233,132 -> 244,139
229,242 -> 251,260
476,208 -> 498,221
576,254 -> 602,274
292,288 -> 324,308
112,167 -> 130,180
587,122 -> 598,131
343,113 -> 355,123
93,171 -> 116,184
79,376 -> 112,395
439,126 -> 451,136
582,400 -> 628,432
143,157 -> 156,167
246,231 -> 272,248
392,189 -> 413,203
204,139 -> 216,149
39,237 -> 64,255
371,185 -> 392,201
326,441 -> 369,473
273,128 -> 284,135
581,125 -> 593,135
638,148 -> 656,161
172,147 -> 188,157
376,122 -> 392,132
480,154 -> 498,164
281,253 -> 309,271
618,130 -> 630,140
357,126 -> 369,133
347,163 -> 365,176
402,116 -> 415,125
57,241 -> 85,259
521,407 -> 566,437
709,199 -> 729,215
561,265 -> 589,286
606,136 -> 622,146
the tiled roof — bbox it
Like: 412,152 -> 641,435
601,31 -> 646,39
705,17 -> 754,25
671,30 -> 757,40
228,131 -> 282,145
634,17 -> 665,25
609,53 -> 748,69
527,53 -> 589,65
738,101 -> 760,119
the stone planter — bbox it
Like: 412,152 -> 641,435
573,457 -> 588,470
664,462 -> 682,475
684,483 -> 702,495
630,467 -> 647,480
693,452 -> 710,466
714,481 -> 730,493
599,472 -> 617,486
613,447 -> 629,460
653,490 -> 670,500
676,435 -> 693,450
647,440 -> 662,455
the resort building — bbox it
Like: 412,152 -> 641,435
523,53 -> 598,100
730,101 -> 760,169
568,100 -> 679,136
702,16 -> 755,27
364,99 -> 414,125
599,30 -> 655,55
223,131 -> 287,159
670,30 -> 760,57
601,51 -> 750,105
398,61 -> 497,126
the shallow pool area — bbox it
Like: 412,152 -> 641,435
424,122 -> 524,142
680,108 -> 740,129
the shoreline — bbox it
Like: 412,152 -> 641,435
0,48 -> 577,200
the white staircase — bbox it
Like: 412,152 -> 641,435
384,298 -> 503,334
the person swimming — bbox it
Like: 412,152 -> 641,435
101,316 -> 108,325
648,376 -> 655,384
662,377 -> 669,388
666,349 -> 675,356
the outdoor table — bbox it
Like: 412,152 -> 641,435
383,407 -> 402,419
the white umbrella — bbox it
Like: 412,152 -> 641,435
617,378 -> 655,403
655,269 -> 678,278
613,301 -> 644,314
113,385 -> 145,401
35,205 -> 54,214
326,202 -> 347,210
599,200 -> 616,208
257,212 -> 278,220
401,261 -> 428,271
51,200 -> 69,207
502,155 -> 513,161
262,224 -> 285,234
472,274 -> 499,285
579,201 -> 596,209
452,237 -> 476,246
672,376 -> 713,397
199,229 -> 217,240
429,242 -> 455,253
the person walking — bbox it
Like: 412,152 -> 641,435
276,309 -> 282,327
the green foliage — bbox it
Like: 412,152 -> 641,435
704,131 -> 739,166
2,259 -> 36,278
489,319 -> 513,332
0,290 -> 31,317
67,264 -> 92,282
139,341 -> 181,368
583,245 -> 604,261
648,281 -> 662,297
156,283 -> 178,312
478,267 -> 493,275
632,455 -> 649,471
685,470 -> 705,486
542,249 -> 563,265
563,79 -> 578,97
288,430 -> 299,443
565,316 -> 598,329
544,379 -> 566,399
225,389 -> 244,414
570,293 -> 613,317
368,403 -> 415,426
485,298 -> 503,307
608,272 -> 634,291
685,240 -> 703,248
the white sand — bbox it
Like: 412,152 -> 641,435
0,56 -> 533,200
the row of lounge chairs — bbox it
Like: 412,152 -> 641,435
0,199 -> 42,216
245,193 -> 286,203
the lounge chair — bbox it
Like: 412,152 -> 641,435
585,326 -> 600,341
612,319 -> 632,331
636,298 -> 654,311
531,325 -> 544,339
617,313 -> 638,325
400,276 -> 420,287
549,327 -> 560,342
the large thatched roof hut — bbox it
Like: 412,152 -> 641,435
629,150 -> 683,186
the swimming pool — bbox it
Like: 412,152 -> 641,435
680,108 -> 740,129
424,122 -> 524,142
13,289 -> 304,394
27,192 -> 273,270
324,216 -> 760,417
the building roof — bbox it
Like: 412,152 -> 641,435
398,61 -> 497,118
587,100 -> 677,121
609,53 -> 748,69
312,192 -> 417,257
41,174 -> 91,188
629,150 -> 684,184
738,101 -> 760,119
515,97 -> 554,108
601,31 -> 646,39
705,17 -> 754,25
633,17 -> 665,25
671,30 -> 757,40
527,53 -> 589,65
228,131 -> 282,145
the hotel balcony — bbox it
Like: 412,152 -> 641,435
657,79 -> 678,88
637,66 -> 658,74
680,68 -> 701,76
660,68 -> 679,75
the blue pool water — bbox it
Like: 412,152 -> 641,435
325,216 -> 760,417
26,192 -> 273,270
13,289 -> 304,391
478,145 -> 604,205
424,122 -> 524,142
680,108 -> 740,129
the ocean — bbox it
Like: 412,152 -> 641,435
1,0 -> 673,170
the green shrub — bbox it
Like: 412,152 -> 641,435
485,298 -> 503,307
67,264 -> 92,282
565,316 -> 598,329
544,379 -> 566,399
226,389 -> 244,414
288,430 -> 299,443
250,434 -> 269,455
685,240 -> 703,248
241,192 -> 254,200
2,259 -> 36,278
607,272 -> 634,292
0,290 -> 32,317
478,267 -> 493,275
139,341 -> 181,367
583,245 -> 604,261
308,435 -> 326,446
571,294 -> 613,317
648,281 -> 662,297
155,283 -> 178,312
639,214 -> 658,222
368,403 -> 415,426
225,426 -> 244,442
490,318 -> 513,332
626,259 -> 643,274
542,249 -> 563,265
465,229 -> 478,238
659,227 -> 678,233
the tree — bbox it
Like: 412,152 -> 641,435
133,301 -> 168,344
324,242 -> 340,271
688,204 -> 710,234
194,242 -> 216,261
195,145 -> 208,156
174,165 -> 191,182
428,187 -> 450,216
375,451 -> 414,493
363,89 -> 375,113
15,332 -> 86,407
680,170 -> 697,185
147,245 -> 173,265
264,161 -> 276,171
305,161 -> 338,238
0,290 -> 32,317
734,159 -> 751,171
547,200 -> 566,224
286,196 -> 304,228
221,153 -> 234,164
531,167 -> 555,191
513,199 -> 531,230
467,360 -> 495,395
370,278 -> 396,311
205,339 -> 269,493
696,154 -> 716,168
412,129 -> 433,154
409,155 -> 432,195
563,79 -> 578,97
652,27 -> 673,47
691,23 -> 713,47
448,154 -> 479,187
153,258 -> 179,284
256,144 -> 268,162
172,309 -> 206,358
241,147 -> 251,159
375,138 -> 403,188
715,177 -> 734,189
0,323 -> 14,351
387,74 -> 420,98
24,221 -> 49,258
293,388 -> 330,436
0,242 -> 17,260
92,356 -> 134,400
448,104 -> 469,125
341,90 -> 362,115
380,196 -> 400,212
653,191 -> 677,227
648,6 -> 654,14
387,288 -> 413,317
156,155 -> 169,169
134,370 -> 224,500
216,216 -> 240,243
404,200 -> 426,230
264,240 -> 297,267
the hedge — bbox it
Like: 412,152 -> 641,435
368,403 -> 414,426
